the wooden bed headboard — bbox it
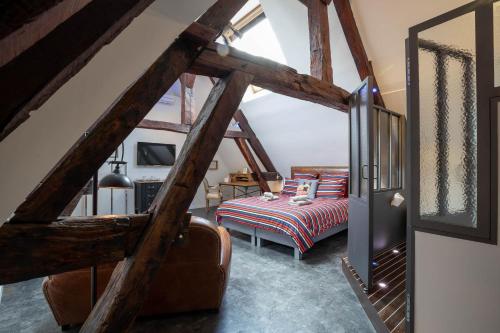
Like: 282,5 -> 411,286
291,166 -> 349,178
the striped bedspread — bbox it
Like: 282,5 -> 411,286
216,196 -> 348,253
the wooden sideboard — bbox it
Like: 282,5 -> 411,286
134,180 -> 163,213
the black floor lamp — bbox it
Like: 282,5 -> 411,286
89,143 -> 133,309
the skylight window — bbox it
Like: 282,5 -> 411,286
220,3 -> 287,101
231,18 -> 287,65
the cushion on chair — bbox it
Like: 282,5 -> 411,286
206,192 -> 222,199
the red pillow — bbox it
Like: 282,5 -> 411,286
316,180 -> 346,199
320,172 -> 348,197
282,178 -> 300,196
293,172 -> 317,180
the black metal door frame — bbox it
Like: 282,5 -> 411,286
348,77 -> 375,291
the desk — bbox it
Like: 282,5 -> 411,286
219,181 -> 261,200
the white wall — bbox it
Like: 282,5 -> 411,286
241,93 -> 349,178
0,0 -> 216,223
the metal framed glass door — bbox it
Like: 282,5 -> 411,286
408,0 -> 496,244
348,77 -> 375,290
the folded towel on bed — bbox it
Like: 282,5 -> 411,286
260,193 -> 279,201
290,195 -> 308,202
288,199 -> 312,206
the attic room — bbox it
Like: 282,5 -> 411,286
0,1 -> 499,333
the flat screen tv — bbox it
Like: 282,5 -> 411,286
137,142 -> 175,166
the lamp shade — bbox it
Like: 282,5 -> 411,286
99,165 -> 133,189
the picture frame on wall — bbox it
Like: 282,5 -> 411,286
209,160 -> 218,170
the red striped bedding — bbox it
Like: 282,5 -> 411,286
216,196 -> 348,253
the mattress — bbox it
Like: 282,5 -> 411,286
216,196 -> 348,253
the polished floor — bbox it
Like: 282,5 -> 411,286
0,208 -> 374,333
342,242 -> 407,333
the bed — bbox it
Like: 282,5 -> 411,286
216,166 -> 349,259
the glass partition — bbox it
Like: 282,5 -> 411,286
417,11 -> 477,228
373,107 -> 403,192
408,0 -> 496,243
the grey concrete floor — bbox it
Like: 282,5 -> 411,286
0,208 -> 374,333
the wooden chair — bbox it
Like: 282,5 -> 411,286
203,178 -> 223,212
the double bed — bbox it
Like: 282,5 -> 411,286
216,166 -> 349,259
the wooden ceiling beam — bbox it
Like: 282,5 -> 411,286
233,109 -> 277,173
234,137 -> 271,193
0,214 -> 150,285
332,0 -> 385,107
189,42 -> 349,112
0,0 -> 92,67
137,119 -> 249,139
9,35 -> 202,223
81,70 -> 254,333
0,0 -> 64,40
307,0 -> 333,83
9,0 -> 248,223
0,0 -> 159,142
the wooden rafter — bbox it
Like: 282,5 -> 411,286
234,137 -> 271,193
8,0 -> 247,223
305,0 -> 333,82
81,70 -> 253,333
137,119 -> 249,139
0,0 -> 65,41
233,109 -> 277,174
205,78 -> 279,189
332,0 -> 385,107
0,0 -> 93,66
189,42 -> 350,111
0,0 -> 160,142
59,179 -> 92,216
0,214 -> 150,285
10,34 -> 204,223
0,0 -> 92,66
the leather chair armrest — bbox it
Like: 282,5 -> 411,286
42,276 -> 64,326
218,226 -> 232,269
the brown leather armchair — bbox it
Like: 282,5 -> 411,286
42,216 -> 232,327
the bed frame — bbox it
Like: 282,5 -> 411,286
220,166 -> 349,260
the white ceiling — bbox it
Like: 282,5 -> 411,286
352,0 -> 470,93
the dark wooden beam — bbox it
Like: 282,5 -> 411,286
9,36 -> 202,223
234,138 -> 271,193
233,109 -> 277,173
137,119 -> 191,134
332,0 -> 385,107
9,0 -> 248,223
0,0 -> 63,40
137,119 -> 249,139
0,0 -> 92,66
81,71 -> 253,333
261,171 -> 281,181
59,178 -> 92,216
0,0 -> 159,142
206,80 -> 278,176
307,0 -> 333,82
189,42 -> 350,111
0,214 -> 150,285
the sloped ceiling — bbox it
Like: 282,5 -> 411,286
261,0 -> 470,113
